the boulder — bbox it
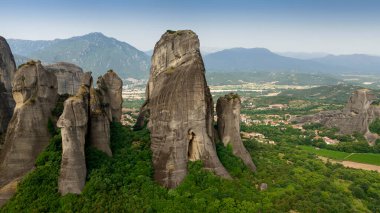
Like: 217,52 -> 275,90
216,93 -> 256,171
144,30 -> 230,188
0,36 -> 16,137
45,62 -> 84,95
0,61 -> 58,187
57,73 -> 91,195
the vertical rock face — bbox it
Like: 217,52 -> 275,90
145,30 -> 230,188
0,36 -> 16,92
57,70 -> 122,194
89,87 -> 112,156
57,72 -> 91,195
97,70 -> 123,122
0,36 -> 16,138
0,61 -> 58,187
216,93 -> 256,171
45,62 -> 84,95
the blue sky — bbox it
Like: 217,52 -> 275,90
1,0 -> 380,54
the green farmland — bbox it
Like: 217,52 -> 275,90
299,145 -> 380,166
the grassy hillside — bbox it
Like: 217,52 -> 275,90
1,123 -> 380,212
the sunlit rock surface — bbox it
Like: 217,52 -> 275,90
144,30 -> 230,188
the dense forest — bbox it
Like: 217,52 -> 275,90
1,123 -> 380,212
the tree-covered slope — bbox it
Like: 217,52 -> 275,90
8,33 -> 150,79
1,123 -> 379,212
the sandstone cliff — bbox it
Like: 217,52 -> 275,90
0,37 -> 16,92
96,70 -> 123,122
144,30 -> 230,188
216,93 -> 256,171
45,62 -> 84,95
0,60 -> 58,188
57,70 -> 122,194
57,73 -> 91,195
89,87 -> 112,156
0,36 -> 16,140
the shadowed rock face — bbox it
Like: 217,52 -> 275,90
0,36 -> 16,137
292,89 -> 380,144
45,62 -> 84,95
0,36 -> 16,92
57,72 -> 91,195
97,70 -> 123,122
145,30 -> 230,188
216,93 -> 256,171
89,87 -> 112,156
58,70 -> 122,194
0,61 -> 58,187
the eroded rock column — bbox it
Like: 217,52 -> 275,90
57,72 -> 91,195
0,36 -> 16,139
216,93 -> 256,171
145,30 -> 230,188
89,87 -> 112,156
97,70 -> 123,122
0,61 -> 58,187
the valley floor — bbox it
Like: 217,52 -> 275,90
317,156 -> 380,173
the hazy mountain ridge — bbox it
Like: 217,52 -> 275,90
204,48 -> 380,74
312,54 -> 380,74
8,33 -> 150,79
8,35 -> 380,80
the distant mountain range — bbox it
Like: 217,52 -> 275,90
8,33 -> 150,79
203,48 -> 380,74
276,52 -> 328,60
7,33 -> 380,80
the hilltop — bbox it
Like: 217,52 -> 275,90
8,33 -> 150,79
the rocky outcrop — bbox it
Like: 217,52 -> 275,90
292,89 -> 380,144
144,30 -> 230,188
216,93 -> 256,171
89,87 -> 112,156
57,72 -> 91,195
0,36 -> 16,92
0,36 -> 16,139
57,70 -> 122,194
0,61 -> 58,187
96,70 -> 123,122
45,62 -> 84,95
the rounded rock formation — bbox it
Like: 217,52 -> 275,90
0,60 -> 58,187
45,62 -> 84,95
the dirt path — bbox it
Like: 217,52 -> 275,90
318,156 -> 380,172
343,153 -> 355,159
